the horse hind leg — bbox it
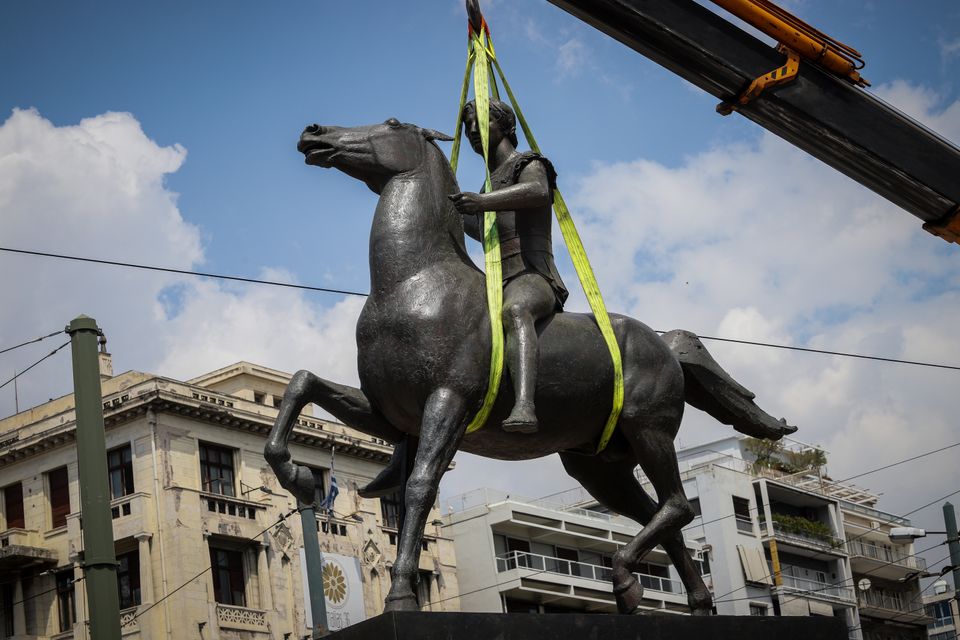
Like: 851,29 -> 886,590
559,452 -> 712,615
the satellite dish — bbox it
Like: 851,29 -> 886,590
858,578 -> 872,592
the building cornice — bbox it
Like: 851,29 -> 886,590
0,378 -> 393,469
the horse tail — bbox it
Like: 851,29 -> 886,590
660,329 -> 797,440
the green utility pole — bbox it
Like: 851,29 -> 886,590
300,503 -> 329,638
66,315 -> 121,640
944,502 -> 960,597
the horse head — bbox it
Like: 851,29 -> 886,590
298,119 -> 453,193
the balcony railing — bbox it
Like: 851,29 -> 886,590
847,539 -> 927,571
779,574 -> 855,603
216,603 -> 268,630
120,606 -> 139,631
858,589 -> 917,615
495,551 -> 684,595
201,492 -> 264,521
765,520 -> 846,553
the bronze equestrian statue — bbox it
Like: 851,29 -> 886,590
264,115 -> 795,616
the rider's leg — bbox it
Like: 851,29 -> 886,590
501,273 -> 556,433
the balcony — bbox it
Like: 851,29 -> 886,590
858,589 -> 933,623
201,492 -> 269,540
494,550 -> 686,606
778,574 -> 856,605
120,606 -> 140,634
763,519 -> 847,556
847,539 -> 927,580
0,528 -> 57,571
216,603 -> 269,632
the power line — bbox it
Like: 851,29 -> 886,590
0,341 -> 70,391
0,329 -> 64,356
0,247 -> 367,298
4,246 -> 960,372
663,333 -> 960,372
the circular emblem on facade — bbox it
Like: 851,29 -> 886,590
323,560 -> 348,605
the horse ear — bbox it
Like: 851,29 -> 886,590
420,128 -> 454,142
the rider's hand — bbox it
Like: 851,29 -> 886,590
448,191 -> 487,215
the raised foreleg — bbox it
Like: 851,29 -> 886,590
264,369 -> 403,505
384,388 -> 468,611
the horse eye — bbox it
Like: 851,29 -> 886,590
385,118 -> 401,128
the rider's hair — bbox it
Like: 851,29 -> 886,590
463,99 -> 519,148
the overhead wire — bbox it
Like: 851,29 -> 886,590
0,341 -> 71,391
3,246 -> 959,372
0,329 -> 64,356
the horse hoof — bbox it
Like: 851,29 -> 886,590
613,576 -> 644,614
383,594 -> 419,612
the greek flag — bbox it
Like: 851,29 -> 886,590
321,474 -> 339,514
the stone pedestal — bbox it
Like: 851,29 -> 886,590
327,611 -> 847,640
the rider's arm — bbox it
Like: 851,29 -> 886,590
449,159 -> 553,215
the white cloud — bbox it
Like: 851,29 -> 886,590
547,83 -> 960,530
556,38 -> 588,77
0,109 -> 363,419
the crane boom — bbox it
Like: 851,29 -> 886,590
545,0 -> 960,243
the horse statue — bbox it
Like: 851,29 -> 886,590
264,117 -> 795,615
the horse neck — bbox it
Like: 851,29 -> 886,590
368,144 -> 472,296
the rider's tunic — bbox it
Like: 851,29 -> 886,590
473,151 -> 569,310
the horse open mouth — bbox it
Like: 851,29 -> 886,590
298,139 -> 337,167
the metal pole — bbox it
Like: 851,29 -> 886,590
943,502 -> 960,597
66,315 -> 121,640
300,503 -> 329,638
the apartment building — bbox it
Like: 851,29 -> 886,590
441,487 -> 707,615
923,581 -> 959,640
0,358 -> 458,639
670,436 -> 930,640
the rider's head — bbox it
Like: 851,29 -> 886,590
462,99 -> 519,154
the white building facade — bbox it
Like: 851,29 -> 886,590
0,359 -> 459,639
442,488 -> 706,615
672,437 -> 930,640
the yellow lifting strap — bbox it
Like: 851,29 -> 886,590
451,23 -> 624,453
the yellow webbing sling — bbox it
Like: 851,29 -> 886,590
451,23 -> 624,453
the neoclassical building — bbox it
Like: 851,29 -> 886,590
0,356 -> 459,639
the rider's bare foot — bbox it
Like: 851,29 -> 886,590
503,404 -> 538,434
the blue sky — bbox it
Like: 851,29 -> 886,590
2,1 -> 960,543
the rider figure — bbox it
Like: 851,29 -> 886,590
450,99 -> 568,434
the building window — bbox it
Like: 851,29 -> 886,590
200,443 -> 236,497
311,467 -> 327,508
750,603 -> 767,616
48,467 -> 70,529
2,483 -> 24,530
732,496 -> 753,533
381,492 -> 401,529
107,445 -> 135,500
116,551 -> 141,610
209,547 -> 246,606
272,395 -> 283,408
928,600 -> 954,628
56,570 -> 76,632
688,497 -> 702,517
417,571 -> 433,609
253,391 -> 266,404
